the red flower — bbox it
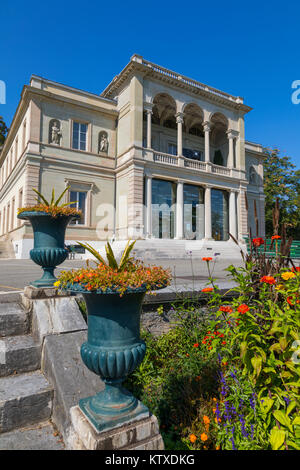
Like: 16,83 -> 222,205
202,287 -> 214,292
219,306 -> 233,314
271,235 -> 281,240
292,267 -> 300,273
202,257 -> 213,262
260,275 -> 276,285
252,237 -> 264,247
287,296 -> 300,306
237,304 -> 250,314
193,343 -> 199,348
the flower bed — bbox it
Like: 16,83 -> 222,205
125,234 -> 300,450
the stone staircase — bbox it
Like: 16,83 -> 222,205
85,239 -> 247,263
0,240 -> 15,259
0,302 -> 65,450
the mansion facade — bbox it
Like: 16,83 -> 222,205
0,55 -> 265,259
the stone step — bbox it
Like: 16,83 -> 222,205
0,421 -> 65,450
0,334 -> 41,377
0,303 -> 29,337
0,371 -> 53,433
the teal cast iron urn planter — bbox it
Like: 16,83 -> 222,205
17,211 -> 78,288
67,286 -> 149,431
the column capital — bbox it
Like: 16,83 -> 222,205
144,102 -> 153,113
175,112 -> 184,124
202,121 -> 212,132
227,129 -> 239,139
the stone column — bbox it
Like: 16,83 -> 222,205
145,174 -> 152,238
204,185 -> 212,240
144,103 -> 153,149
203,121 -> 211,169
175,180 -> 184,239
229,190 -> 237,239
175,113 -> 184,157
227,131 -> 235,168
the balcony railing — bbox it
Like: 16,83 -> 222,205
153,151 -> 178,165
143,149 -> 243,179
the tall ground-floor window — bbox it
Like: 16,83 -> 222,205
183,184 -> 205,239
69,190 -> 87,225
211,189 -> 229,241
152,179 -> 176,239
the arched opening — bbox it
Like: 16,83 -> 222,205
210,112 -> 228,166
144,93 -> 177,153
182,103 -> 204,161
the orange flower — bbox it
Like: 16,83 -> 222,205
219,306 -> 233,314
237,304 -> 250,314
216,445 -> 220,450
271,235 -> 281,240
212,398 -> 217,402
200,433 -> 208,442
202,287 -> 214,293
203,416 -> 210,425
190,434 -> 197,443
260,275 -> 276,285
202,257 -> 213,262
186,353 -> 190,357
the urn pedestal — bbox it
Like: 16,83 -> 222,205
17,211 -> 78,288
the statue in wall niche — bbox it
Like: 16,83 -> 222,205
99,131 -> 109,153
49,119 -> 62,145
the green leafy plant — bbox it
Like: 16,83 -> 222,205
56,241 -> 171,295
76,239 -> 136,271
18,186 -> 81,218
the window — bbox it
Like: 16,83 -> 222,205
211,189 -> 229,241
151,179 -> 176,239
168,143 -> 177,156
69,190 -> 87,225
72,122 -> 88,151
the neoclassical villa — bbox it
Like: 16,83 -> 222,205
0,55 -> 265,259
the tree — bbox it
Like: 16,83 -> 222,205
0,116 -> 8,146
263,147 -> 300,239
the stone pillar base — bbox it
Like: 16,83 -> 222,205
69,405 -> 165,451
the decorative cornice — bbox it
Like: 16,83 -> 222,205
101,55 -> 252,114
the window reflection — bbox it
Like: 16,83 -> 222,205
211,189 -> 229,240
152,179 -> 176,239
183,184 -> 204,240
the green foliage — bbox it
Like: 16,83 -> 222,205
0,117 -> 8,146
263,147 -> 300,238
77,239 -> 137,272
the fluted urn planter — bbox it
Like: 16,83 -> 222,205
17,211 -> 79,288
63,283 -> 149,431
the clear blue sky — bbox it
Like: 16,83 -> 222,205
1,0 -> 300,169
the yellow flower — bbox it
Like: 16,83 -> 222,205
275,284 -> 284,290
281,272 -> 296,281
53,281 -> 60,287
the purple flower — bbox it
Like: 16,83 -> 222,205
249,393 -> 256,411
250,424 -> 254,440
283,396 -> 291,406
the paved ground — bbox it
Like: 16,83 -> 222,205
0,256 -> 240,302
